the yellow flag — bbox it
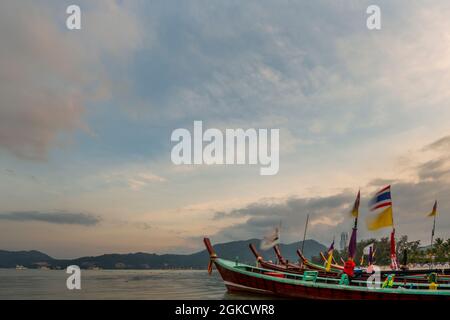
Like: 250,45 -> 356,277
428,200 -> 437,217
351,190 -> 360,218
325,251 -> 333,272
367,206 -> 393,230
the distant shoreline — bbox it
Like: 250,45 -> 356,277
0,239 -> 326,270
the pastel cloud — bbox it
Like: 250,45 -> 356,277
0,1 -> 142,160
127,172 -> 167,191
208,134 -> 450,246
0,211 -> 100,226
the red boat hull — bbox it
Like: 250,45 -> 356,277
203,238 -> 449,300
215,261 -> 447,300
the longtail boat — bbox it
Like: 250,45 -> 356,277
320,251 -> 345,271
248,243 -> 341,277
318,248 -> 450,281
299,247 -> 450,281
297,249 -> 343,272
205,238 -> 450,300
250,242 -> 450,283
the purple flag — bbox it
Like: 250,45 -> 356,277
348,227 -> 357,259
327,240 -> 335,254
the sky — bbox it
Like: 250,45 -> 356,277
1,0 -> 450,258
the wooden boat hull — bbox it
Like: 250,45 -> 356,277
205,238 -> 450,300
215,260 -> 449,300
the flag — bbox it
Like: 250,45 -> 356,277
363,243 -> 374,255
325,240 -> 334,272
367,206 -> 393,230
428,200 -> 437,217
348,227 -> 357,259
351,190 -> 361,217
369,185 -> 392,210
390,229 -> 399,270
429,200 -> 438,240
369,246 -> 374,265
366,185 -> 394,230
260,226 -> 280,250
327,240 -> 335,254
363,243 -> 375,265
401,249 -> 408,266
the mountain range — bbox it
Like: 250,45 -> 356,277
0,239 -> 326,269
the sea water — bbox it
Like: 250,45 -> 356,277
0,269 -> 269,300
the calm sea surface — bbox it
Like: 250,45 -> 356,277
0,269 -> 268,300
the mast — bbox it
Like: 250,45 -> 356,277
431,214 -> 436,249
301,214 -> 309,254
348,217 -> 358,260
428,200 -> 437,267
390,188 -> 398,270
348,190 -> 360,260
391,195 -> 395,229
431,213 -> 436,267
430,200 -> 437,249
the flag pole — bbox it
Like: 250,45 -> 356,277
430,213 -> 436,268
348,216 -> 358,259
390,186 -> 398,270
348,190 -> 359,260
429,200 -> 437,267
391,188 -> 395,228
301,214 -> 309,254
431,214 -> 436,250
392,200 -> 395,258
354,188 -> 360,229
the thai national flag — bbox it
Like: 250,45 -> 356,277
369,185 -> 392,211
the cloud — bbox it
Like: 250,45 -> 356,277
4,1 -> 450,256
127,172 -> 166,191
211,193 -> 354,244
423,135 -> 450,152
125,1 -> 370,127
417,158 -> 450,181
368,178 -> 398,187
0,1 -> 142,160
0,211 -> 100,226
209,134 -> 450,245
99,165 -> 166,191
